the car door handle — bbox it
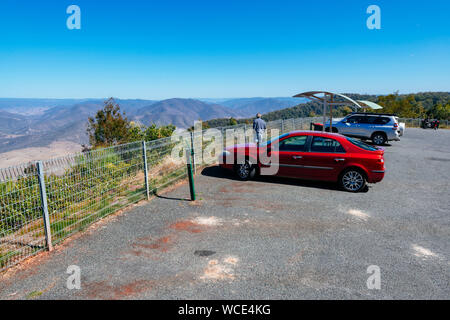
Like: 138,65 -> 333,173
292,156 -> 303,159
334,158 -> 345,162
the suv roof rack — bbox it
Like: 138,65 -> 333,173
350,112 -> 398,117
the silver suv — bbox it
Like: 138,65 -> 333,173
325,113 -> 401,145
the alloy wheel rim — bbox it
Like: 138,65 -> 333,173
374,135 -> 384,145
342,171 -> 364,191
238,163 -> 250,178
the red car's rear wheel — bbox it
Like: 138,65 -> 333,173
340,169 -> 367,192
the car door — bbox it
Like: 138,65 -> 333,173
355,116 -> 373,138
301,136 -> 347,181
339,116 -> 362,136
275,135 -> 310,178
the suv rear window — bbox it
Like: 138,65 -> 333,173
359,116 -> 391,124
373,117 -> 390,124
346,137 -> 378,151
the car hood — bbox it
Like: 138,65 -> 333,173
325,117 -> 344,124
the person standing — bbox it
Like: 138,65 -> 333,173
253,113 -> 266,144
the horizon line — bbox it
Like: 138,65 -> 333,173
1,91 -> 449,101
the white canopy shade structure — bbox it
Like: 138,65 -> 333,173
293,91 -> 367,132
357,100 -> 383,110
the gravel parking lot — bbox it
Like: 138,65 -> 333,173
0,128 -> 448,299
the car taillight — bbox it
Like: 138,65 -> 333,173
393,123 -> 398,130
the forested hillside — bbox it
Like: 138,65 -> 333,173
203,92 -> 450,128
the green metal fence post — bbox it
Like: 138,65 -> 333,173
142,141 -> 150,200
36,161 -> 53,251
244,124 -> 247,143
190,131 -> 196,174
186,149 -> 196,201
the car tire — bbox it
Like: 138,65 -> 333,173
340,168 -> 367,192
235,161 -> 256,181
371,133 -> 386,145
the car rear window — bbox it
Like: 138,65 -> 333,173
311,136 -> 346,153
346,137 -> 378,151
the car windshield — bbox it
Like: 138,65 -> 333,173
262,133 -> 289,146
346,137 -> 378,151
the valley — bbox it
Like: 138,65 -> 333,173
0,96 -> 302,157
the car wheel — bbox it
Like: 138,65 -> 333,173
340,169 -> 367,192
235,161 -> 256,180
372,133 -> 386,145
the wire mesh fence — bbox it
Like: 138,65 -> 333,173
41,141 -> 146,246
0,115 -> 433,271
397,118 -> 449,129
145,136 -> 187,193
0,163 -> 45,270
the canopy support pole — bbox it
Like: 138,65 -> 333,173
322,95 -> 327,132
329,93 -> 333,132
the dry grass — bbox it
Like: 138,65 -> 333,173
0,141 -> 82,168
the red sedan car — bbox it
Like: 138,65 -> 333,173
219,131 -> 385,192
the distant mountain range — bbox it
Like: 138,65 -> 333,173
0,96 -> 305,153
218,97 -> 305,115
134,98 -> 242,128
1,92 -> 448,155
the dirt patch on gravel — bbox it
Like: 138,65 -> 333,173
218,181 -> 265,194
169,221 -> 205,233
83,271 -> 196,299
83,279 -> 155,299
200,258 -> 237,281
252,200 -> 290,212
133,236 -> 174,253
250,218 -> 344,235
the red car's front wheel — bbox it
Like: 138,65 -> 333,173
235,161 -> 256,180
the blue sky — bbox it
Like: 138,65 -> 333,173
0,0 -> 449,99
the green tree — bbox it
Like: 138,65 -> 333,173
144,124 -> 176,141
188,121 -> 210,131
159,124 -> 176,138
376,94 -> 424,118
87,98 -> 131,147
428,103 -> 450,119
340,106 -> 353,116
229,117 -> 238,126
127,121 -> 145,142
